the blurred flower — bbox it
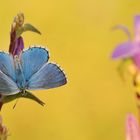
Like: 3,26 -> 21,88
112,15 -> 140,68
112,16 -> 140,83
0,116 -> 9,140
126,114 -> 140,140
112,16 -> 140,140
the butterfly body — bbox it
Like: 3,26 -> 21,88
14,56 -> 26,89
0,46 -> 67,106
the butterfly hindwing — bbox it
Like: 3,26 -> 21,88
26,63 -> 67,90
0,70 -> 20,95
0,52 -> 16,81
21,47 -> 49,81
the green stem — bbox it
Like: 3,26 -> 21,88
2,91 -> 45,106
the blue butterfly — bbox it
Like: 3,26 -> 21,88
0,46 -> 67,106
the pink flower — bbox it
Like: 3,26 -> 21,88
112,16 -> 140,69
126,114 -> 140,140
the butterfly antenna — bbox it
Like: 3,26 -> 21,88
13,98 -> 19,109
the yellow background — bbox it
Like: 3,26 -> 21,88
0,0 -> 139,140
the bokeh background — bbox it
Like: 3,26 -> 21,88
0,0 -> 139,140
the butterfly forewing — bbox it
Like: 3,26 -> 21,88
0,52 -> 16,81
21,47 -> 49,81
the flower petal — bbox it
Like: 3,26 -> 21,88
134,15 -> 140,42
126,114 -> 140,140
133,53 -> 140,69
112,41 -> 136,59
112,25 -> 131,40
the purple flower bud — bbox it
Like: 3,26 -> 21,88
9,13 -> 25,56
9,28 -> 24,56
13,36 -> 24,56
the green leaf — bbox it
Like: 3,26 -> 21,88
16,23 -> 41,38
117,58 -> 133,81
